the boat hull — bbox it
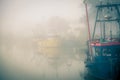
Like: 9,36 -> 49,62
85,58 -> 120,80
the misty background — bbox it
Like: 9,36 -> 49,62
0,0 -> 88,80
0,0 -> 120,80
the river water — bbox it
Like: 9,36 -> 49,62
0,43 -> 87,80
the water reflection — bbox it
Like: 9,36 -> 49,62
0,50 -> 85,80
0,34 -> 86,80
29,52 -> 85,80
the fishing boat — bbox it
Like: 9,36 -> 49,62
85,1 -> 120,80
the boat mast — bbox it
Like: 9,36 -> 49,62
84,1 -> 91,40
84,0 -> 92,60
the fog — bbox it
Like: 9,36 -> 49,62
0,0 -> 119,80
0,0 -> 88,80
1,0 -> 120,80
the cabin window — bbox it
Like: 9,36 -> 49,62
95,48 -> 100,56
102,48 -> 111,56
114,48 -> 120,56
92,47 -> 95,56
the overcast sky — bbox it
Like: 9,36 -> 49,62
1,0 -> 84,25
0,0 -> 87,37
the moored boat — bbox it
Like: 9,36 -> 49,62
85,1 -> 120,80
